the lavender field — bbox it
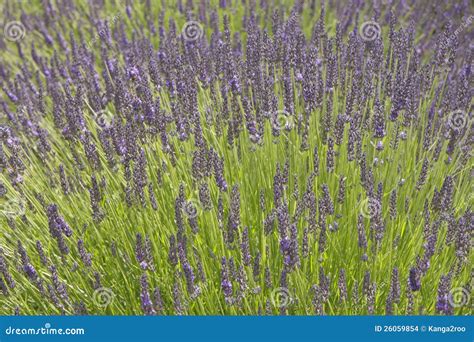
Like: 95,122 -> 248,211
0,0 -> 472,316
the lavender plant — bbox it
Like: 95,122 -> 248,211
0,0 -> 472,316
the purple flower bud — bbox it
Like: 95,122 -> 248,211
435,275 -> 452,315
326,137 -> 335,173
153,287 -> 164,315
220,257 -> 233,300
373,98 -> 386,138
227,185 -> 240,244
135,233 -> 145,264
264,266 -> 272,289
212,149 -> 227,192
0,277 -> 8,295
416,158 -> 429,191
313,146 -> 320,175
140,274 -> 156,316
389,190 -> 397,220
367,282 -> 377,314
241,227 -> 251,266
390,268 -> 401,303
77,239 -> 92,267
173,280 -> 183,315
182,261 -> 196,294
409,267 -> 421,291
338,269 -> 348,302
321,184 -> 334,215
